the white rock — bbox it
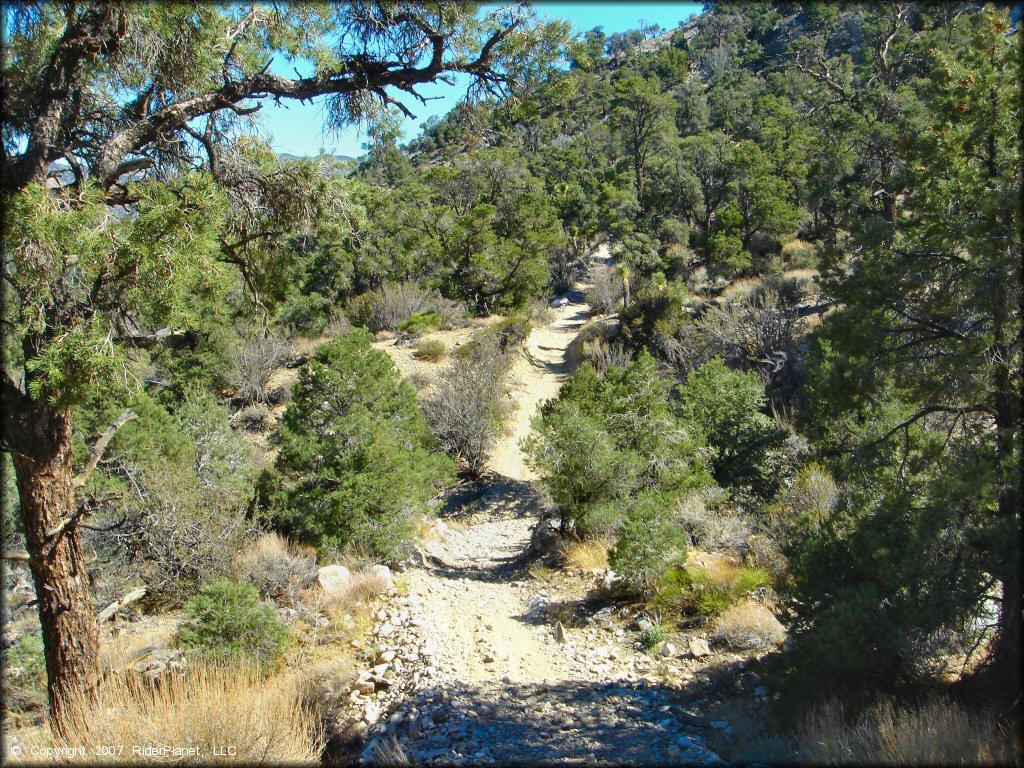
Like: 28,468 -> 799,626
363,702 -> 381,725
369,564 -> 394,588
377,650 -> 397,663
553,621 -> 568,643
689,637 -> 711,658
316,564 -> 351,594
660,642 -> 677,658
601,570 -> 619,590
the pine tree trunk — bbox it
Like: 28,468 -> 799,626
989,263 -> 1022,704
7,399 -> 100,732
991,394 -> 1023,702
992,549 -> 1022,701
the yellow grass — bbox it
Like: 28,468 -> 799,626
336,569 -> 393,606
686,550 -> 743,585
8,664 -> 323,765
799,698 -> 1019,766
710,599 -> 786,649
560,538 -> 612,571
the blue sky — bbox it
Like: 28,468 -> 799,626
258,2 -> 704,158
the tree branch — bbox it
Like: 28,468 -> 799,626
96,585 -> 147,622
6,3 -> 128,191
832,405 -> 992,457
71,410 -> 137,490
89,19 -> 525,190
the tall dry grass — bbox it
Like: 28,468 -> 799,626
8,664 -> 323,765
710,599 -> 786,649
234,531 -> 316,603
560,538 -> 612,571
799,698 -> 1019,766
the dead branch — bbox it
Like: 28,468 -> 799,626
96,585 -> 147,622
71,410 -> 137,489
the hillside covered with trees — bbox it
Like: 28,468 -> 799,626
2,2 -> 1021,765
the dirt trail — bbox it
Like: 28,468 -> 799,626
358,245 -> 724,765
401,250 -> 605,693
487,276 -> 595,483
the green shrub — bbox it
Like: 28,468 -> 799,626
82,391 -> 258,608
654,563 -> 771,620
677,358 -> 787,499
640,621 -> 669,650
609,493 -> 688,596
399,310 -> 442,335
273,329 -> 453,560
344,291 -> 378,329
617,290 -> 690,364
276,292 -> 332,336
527,352 -> 710,533
412,338 -> 448,361
178,579 -> 289,667
708,231 -> 751,277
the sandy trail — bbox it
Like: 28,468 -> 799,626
408,247 -> 610,688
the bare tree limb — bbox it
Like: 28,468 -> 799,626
46,498 -> 93,540
96,585 -> 147,622
71,410 -> 137,489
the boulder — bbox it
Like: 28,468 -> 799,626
553,621 -> 568,643
363,702 -> 381,725
368,564 -> 394,589
601,570 -> 619,590
660,642 -> 677,658
316,565 -> 351,595
688,637 -> 711,658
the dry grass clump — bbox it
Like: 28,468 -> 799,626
798,698 -> 1019,765
424,332 -> 511,477
234,532 -> 317,603
780,239 -> 820,269
369,734 -> 411,766
710,599 -> 786,649
586,265 -> 624,314
675,491 -> 751,556
340,569 -> 393,605
560,538 -> 612,571
412,338 -> 448,362
319,569 -> 393,616
9,664 -> 323,765
228,328 -> 292,405
580,337 -> 633,374
296,659 -> 359,718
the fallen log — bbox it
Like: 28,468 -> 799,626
97,585 -> 147,622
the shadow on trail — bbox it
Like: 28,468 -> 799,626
423,548 -> 533,583
437,475 -> 541,521
324,663 -> 748,766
